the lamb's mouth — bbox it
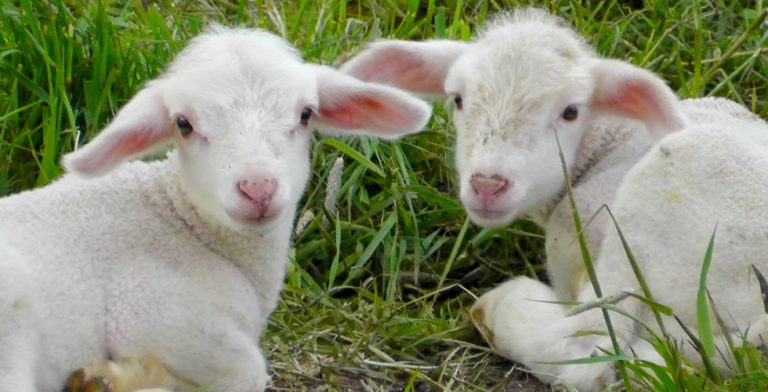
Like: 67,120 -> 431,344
227,210 -> 280,226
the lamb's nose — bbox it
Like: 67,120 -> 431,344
238,178 -> 278,215
470,173 -> 511,202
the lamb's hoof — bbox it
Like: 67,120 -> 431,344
64,368 -> 112,392
64,369 -> 86,392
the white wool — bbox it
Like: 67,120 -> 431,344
0,26 -> 430,392
342,7 -> 768,391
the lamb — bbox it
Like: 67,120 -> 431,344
340,8 -> 768,391
0,26 -> 431,392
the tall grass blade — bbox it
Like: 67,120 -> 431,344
437,215 -> 470,290
327,213 -> 342,289
321,138 -> 385,177
343,212 -> 397,285
604,206 -> 668,335
697,227 -> 717,356
553,129 -> 631,390
706,288 -> 736,371
695,226 -> 722,384
751,264 -> 768,313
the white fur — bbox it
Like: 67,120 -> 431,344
0,27 -> 430,392
342,8 -> 768,391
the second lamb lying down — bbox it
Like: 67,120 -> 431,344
0,26 -> 430,392
342,8 -> 768,391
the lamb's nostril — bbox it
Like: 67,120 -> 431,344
470,173 -> 511,198
470,173 -> 484,195
490,174 -> 512,195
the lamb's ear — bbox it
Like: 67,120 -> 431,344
340,39 -> 469,95
589,59 -> 687,138
63,82 -> 174,177
311,66 -> 432,139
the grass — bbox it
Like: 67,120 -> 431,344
1,0 -> 768,391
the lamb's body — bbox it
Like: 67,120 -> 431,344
0,157 -> 278,390
0,26 -> 430,391
341,8 -> 768,390
539,97 -> 768,301
602,98 -> 768,329
478,98 -> 768,389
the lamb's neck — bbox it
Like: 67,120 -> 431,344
146,157 -> 292,309
530,117 -> 638,224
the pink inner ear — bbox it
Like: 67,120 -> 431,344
355,49 -> 444,94
71,128 -> 169,174
595,78 -> 686,134
319,95 -> 412,134
596,79 -> 664,120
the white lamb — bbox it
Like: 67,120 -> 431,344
341,8 -> 768,391
0,26 -> 431,392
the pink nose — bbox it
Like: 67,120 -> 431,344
237,178 -> 278,215
470,173 -> 511,205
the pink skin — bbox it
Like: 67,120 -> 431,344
69,127 -> 171,176
231,177 -> 279,224
467,173 -> 512,220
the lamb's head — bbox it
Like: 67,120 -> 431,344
64,27 -> 431,233
342,8 -> 686,228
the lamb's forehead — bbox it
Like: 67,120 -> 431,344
173,27 -> 303,73
161,27 -> 315,118
477,8 -> 593,58
455,9 -> 595,105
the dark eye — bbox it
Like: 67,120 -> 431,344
454,95 -> 463,110
562,105 -> 578,121
176,116 -> 193,136
300,108 -> 312,127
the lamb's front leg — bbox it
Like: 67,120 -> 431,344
471,276 -> 625,391
112,325 -> 268,392
65,356 -> 191,392
170,333 -> 267,392
75,333 -> 267,392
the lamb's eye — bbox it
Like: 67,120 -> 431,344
176,116 -> 193,136
454,95 -> 463,110
300,108 -> 312,127
562,105 -> 578,121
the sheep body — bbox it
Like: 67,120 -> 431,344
475,99 -> 768,389
1,158 -> 273,390
0,26 -> 430,391
341,8 -> 768,390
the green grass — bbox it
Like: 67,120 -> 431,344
2,0 -> 768,391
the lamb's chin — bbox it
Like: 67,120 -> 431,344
466,208 -> 517,228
